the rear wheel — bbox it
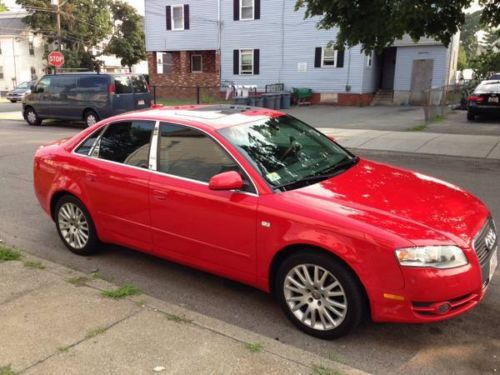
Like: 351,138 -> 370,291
467,110 -> 476,121
10,100 -> 16,103
55,195 -> 99,255
24,106 -> 42,126
84,110 -> 99,127
275,251 -> 365,339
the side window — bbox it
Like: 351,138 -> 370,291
158,122 -> 255,192
98,121 -> 154,167
35,77 -> 51,93
114,75 -> 133,94
131,75 -> 148,93
75,128 -> 103,155
51,76 -> 77,95
78,76 -> 109,92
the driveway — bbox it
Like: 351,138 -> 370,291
286,105 -> 500,136
0,120 -> 499,374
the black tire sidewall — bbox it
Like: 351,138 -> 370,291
84,110 -> 99,127
55,195 -> 99,255
275,251 -> 364,340
467,111 -> 475,121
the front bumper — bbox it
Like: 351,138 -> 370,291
6,94 -> 22,101
370,244 -> 496,323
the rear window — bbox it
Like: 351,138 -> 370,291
114,75 -> 133,94
475,82 -> 500,94
78,76 -> 109,91
131,75 -> 148,93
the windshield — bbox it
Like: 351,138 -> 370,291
17,82 -> 30,89
218,115 -> 356,191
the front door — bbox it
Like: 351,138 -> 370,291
409,59 -> 434,105
33,76 -> 52,118
149,122 -> 258,284
84,120 -> 155,250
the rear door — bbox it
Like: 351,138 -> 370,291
50,75 -> 78,119
111,75 -> 135,115
131,75 -> 152,110
76,75 -> 110,119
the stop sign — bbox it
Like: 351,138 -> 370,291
48,51 -> 64,68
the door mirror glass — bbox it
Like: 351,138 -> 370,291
30,84 -> 35,91
209,171 -> 244,191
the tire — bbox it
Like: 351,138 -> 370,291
84,110 -> 99,127
24,106 -> 42,126
467,111 -> 476,121
54,195 -> 100,255
275,251 -> 365,339
10,100 -> 16,103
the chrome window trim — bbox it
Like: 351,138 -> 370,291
71,119 -> 260,197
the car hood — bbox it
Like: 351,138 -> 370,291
289,159 -> 489,247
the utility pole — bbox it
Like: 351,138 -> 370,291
50,0 -> 62,74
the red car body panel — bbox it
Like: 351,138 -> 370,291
33,107 -> 493,324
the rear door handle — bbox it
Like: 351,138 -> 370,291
152,189 -> 167,200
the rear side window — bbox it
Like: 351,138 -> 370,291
114,75 -> 133,94
131,75 -> 148,93
78,76 -> 109,91
51,76 -> 77,94
98,121 -> 154,167
75,128 -> 102,155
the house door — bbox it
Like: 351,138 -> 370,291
379,47 -> 397,90
409,59 -> 434,105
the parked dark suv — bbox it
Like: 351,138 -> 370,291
23,73 -> 152,127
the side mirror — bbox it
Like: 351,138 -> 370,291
30,85 -> 35,91
327,135 -> 336,142
208,171 -> 244,191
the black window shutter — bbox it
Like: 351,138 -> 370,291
255,0 -> 260,19
166,6 -> 171,30
253,49 -> 260,75
184,4 -> 190,29
233,50 -> 239,75
337,49 -> 345,67
233,0 -> 240,21
314,47 -> 322,68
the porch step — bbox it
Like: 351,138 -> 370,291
371,90 -> 394,106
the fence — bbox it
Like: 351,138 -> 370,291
418,83 -> 471,121
151,85 -> 232,106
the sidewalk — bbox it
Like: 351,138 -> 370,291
320,128 -> 500,160
0,245 -> 366,375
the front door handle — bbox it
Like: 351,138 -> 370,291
152,189 -> 167,200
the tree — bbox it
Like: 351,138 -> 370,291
471,49 -> 500,78
295,0 -> 500,52
105,1 -> 146,71
0,1 -> 9,11
457,45 -> 469,70
16,0 -> 113,69
461,10 -> 482,62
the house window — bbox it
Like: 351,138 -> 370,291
191,54 -> 202,73
163,52 -> 173,74
0,66 -> 3,79
322,47 -> 337,67
366,52 -> 373,67
172,5 -> 184,30
240,49 -> 253,75
29,41 -> 35,56
240,0 -> 254,20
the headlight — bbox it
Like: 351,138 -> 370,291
395,246 -> 468,269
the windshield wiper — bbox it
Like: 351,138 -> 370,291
274,156 -> 359,191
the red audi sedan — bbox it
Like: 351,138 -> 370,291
33,105 -> 497,339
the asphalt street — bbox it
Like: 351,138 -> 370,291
0,119 -> 499,375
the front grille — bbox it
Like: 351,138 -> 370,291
473,217 -> 497,266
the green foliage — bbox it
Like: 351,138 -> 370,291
23,260 -> 45,269
101,284 -> 141,299
244,342 -> 263,353
0,1 -> 9,11
0,246 -> 21,262
295,1 -> 500,52
0,365 -> 15,375
105,1 -> 146,70
457,44 -> 469,70
460,10 -> 482,63
471,50 -> 500,79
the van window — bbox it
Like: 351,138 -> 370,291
78,76 -> 108,92
35,77 -> 51,93
51,76 -> 77,94
131,75 -> 148,93
114,75 -> 133,94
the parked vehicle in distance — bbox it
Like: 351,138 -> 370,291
33,105 -> 497,339
23,72 -> 151,127
467,80 -> 500,121
6,81 -> 35,103
489,73 -> 500,80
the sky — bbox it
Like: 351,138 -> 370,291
3,0 -> 145,15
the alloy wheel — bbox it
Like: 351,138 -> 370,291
283,264 -> 348,331
57,202 -> 90,250
27,110 -> 37,124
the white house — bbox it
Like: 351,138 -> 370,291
0,11 -> 46,93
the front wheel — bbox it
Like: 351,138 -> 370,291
55,195 -> 100,255
467,111 -> 476,121
24,107 -> 42,126
275,252 -> 365,339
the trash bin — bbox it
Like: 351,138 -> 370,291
254,96 -> 264,107
280,92 -> 291,109
262,93 -> 275,109
233,96 -> 248,105
272,94 -> 281,110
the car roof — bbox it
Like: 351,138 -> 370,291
114,104 -> 286,130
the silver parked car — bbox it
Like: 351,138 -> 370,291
6,81 -> 35,103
